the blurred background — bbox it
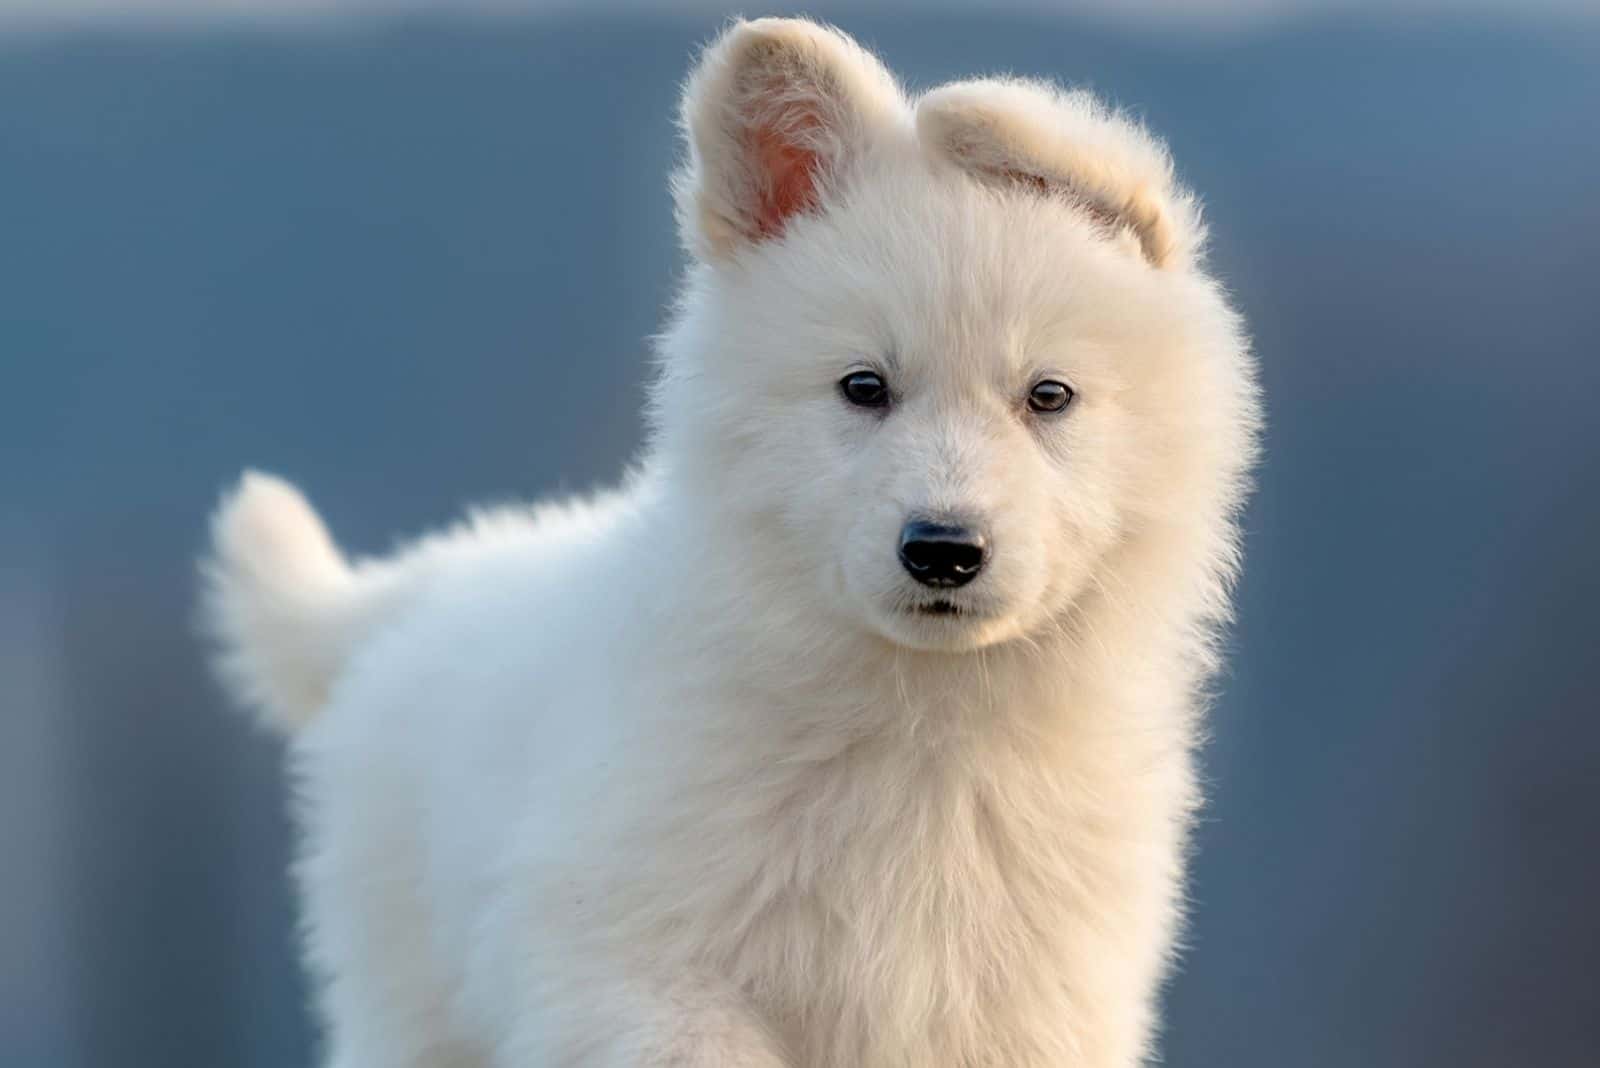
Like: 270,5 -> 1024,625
3,2 -> 1598,1066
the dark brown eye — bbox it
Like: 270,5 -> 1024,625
841,371 -> 889,408
1027,379 -> 1074,414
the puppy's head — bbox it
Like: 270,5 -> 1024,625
656,18 -> 1257,653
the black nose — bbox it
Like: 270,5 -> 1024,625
898,520 -> 988,588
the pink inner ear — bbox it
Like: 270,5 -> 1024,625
751,117 -> 824,239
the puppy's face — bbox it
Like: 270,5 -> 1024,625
660,20 -> 1253,652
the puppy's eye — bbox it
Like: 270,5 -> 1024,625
1027,379 -> 1075,414
840,371 -> 890,408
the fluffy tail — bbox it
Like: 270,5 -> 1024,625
200,472 -> 381,733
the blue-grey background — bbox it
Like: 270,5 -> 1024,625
3,4 -> 1598,1066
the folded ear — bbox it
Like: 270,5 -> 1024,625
917,79 -> 1202,269
675,18 -> 905,262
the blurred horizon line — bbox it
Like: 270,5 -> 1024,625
2,0 -> 1599,37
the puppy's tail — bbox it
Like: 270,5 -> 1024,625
200,471 -> 394,734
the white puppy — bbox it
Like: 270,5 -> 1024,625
203,18 -> 1259,1068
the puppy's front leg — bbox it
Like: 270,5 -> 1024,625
623,990 -> 791,1068
507,976 -> 792,1068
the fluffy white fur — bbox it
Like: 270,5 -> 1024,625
202,18 -> 1260,1068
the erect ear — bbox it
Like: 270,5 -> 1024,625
674,18 -> 904,262
917,79 -> 1202,269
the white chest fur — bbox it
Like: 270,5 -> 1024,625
602,661 -> 1197,1068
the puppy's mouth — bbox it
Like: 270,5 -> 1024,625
890,590 -> 1002,628
882,594 -> 1012,650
